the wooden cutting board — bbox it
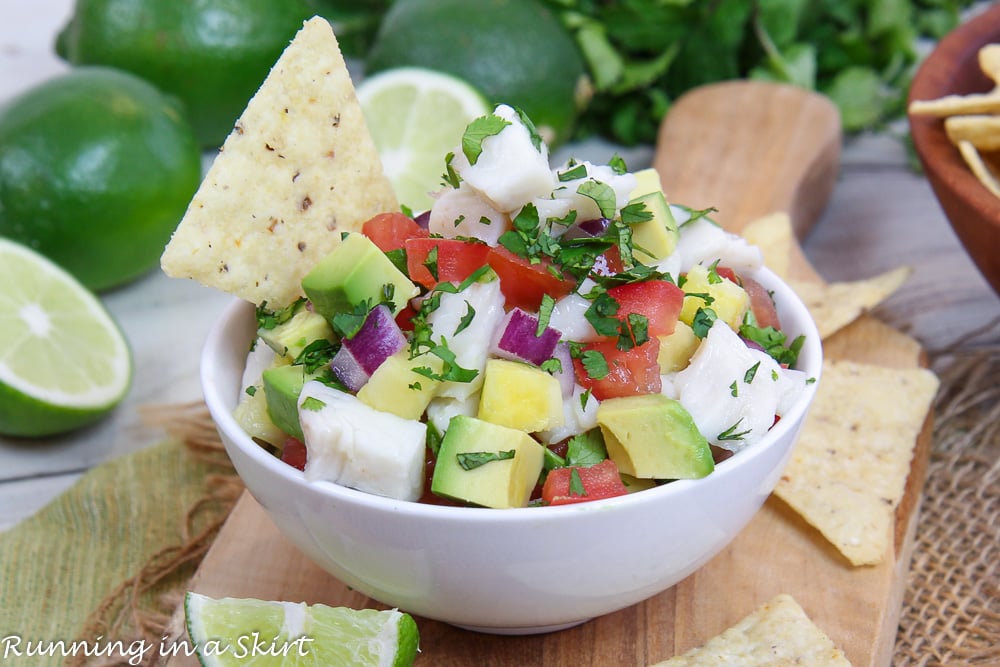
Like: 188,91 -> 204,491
163,81 -> 930,667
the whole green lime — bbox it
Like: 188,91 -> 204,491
55,0 -> 321,147
365,0 -> 590,147
0,67 -> 202,292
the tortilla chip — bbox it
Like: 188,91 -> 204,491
653,594 -> 852,666
161,17 -> 398,308
774,359 -> 939,566
742,212 -> 793,279
908,89 -> 1000,117
957,139 -> 1000,198
945,114 -> 1000,152
979,44 -> 1000,84
790,266 -> 911,339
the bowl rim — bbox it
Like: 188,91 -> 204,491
202,265 -> 822,523
908,3 -> 1000,224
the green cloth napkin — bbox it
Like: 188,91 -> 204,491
0,437 -> 231,666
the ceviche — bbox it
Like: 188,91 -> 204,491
233,104 -> 813,509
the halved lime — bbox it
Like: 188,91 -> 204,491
357,66 -> 490,213
184,592 -> 419,667
0,238 -> 132,438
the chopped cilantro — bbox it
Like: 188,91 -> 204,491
577,180 -> 618,219
245,385 -> 257,397
584,291 -> 621,336
568,468 -> 587,496
744,361 -> 761,383
730,380 -> 738,397
618,312 -> 649,351
620,200 -> 653,225
580,349 -> 610,380
462,115 -> 510,165
426,421 -> 443,457
608,153 -> 628,175
691,307 -> 718,338
293,339 -> 337,374
566,429 -> 607,467
537,294 -> 555,335
540,357 -> 562,374
442,151 -> 461,188
558,163 -> 588,182
454,301 -> 476,336
738,323 -> 805,366
423,246 -> 439,281
718,419 -> 751,442
301,396 -> 326,412
255,298 -> 305,331
458,449 -> 516,471
513,107 -> 543,151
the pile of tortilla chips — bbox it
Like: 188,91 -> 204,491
910,43 -> 1000,198
158,17 -> 940,666
744,214 -> 939,568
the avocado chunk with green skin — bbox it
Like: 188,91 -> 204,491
259,307 -> 335,362
431,415 -> 545,508
597,394 -> 714,480
301,233 -> 418,323
262,364 -> 311,440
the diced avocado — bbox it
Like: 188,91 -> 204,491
680,263 -> 750,330
357,350 -> 443,420
657,321 -> 701,373
259,307 -> 335,362
620,473 -> 658,494
629,167 -> 663,199
233,383 -> 288,446
597,394 -> 714,479
431,415 -> 545,508
629,190 -> 680,263
262,364 -> 311,440
301,233 -> 418,322
477,358 -> 564,432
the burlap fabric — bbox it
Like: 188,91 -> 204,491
0,337 -> 996,666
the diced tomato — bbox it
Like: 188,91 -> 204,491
716,266 -> 740,284
362,212 -> 428,253
590,246 -> 625,278
486,246 -> 575,311
606,279 -> 684,337
740,274 -> 782,330
394,302 -> 419,332
405,237 -> 491,290
281,437 -> 307,471
573,337 -> 661,400
542,459 -> 629,505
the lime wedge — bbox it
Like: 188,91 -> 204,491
0,237 -> 132,437
184,592 -> 419,667
357,66 -> 490,213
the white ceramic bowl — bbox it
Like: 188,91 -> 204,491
201,266 -> 822,635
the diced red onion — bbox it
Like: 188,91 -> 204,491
330,345 -> 370,392
551,341 -> 575,397
490,308 -> 560,367
343,304 -> 407,375
562,217 -> 611,240
413,210 -> 431,229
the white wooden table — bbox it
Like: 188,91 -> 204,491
2,2 -> 998,533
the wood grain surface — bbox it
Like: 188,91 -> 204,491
163,81 -> 930,667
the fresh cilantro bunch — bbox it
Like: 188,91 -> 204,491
543,0 -> 976,144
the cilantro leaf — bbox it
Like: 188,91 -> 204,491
293,339 -> 337,374
565,428 -> 607,467
458,449 -> 516,471
462,115 -> 510,165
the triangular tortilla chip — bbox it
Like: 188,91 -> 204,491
774,359 -> 939,566
653,594 -> 852,666
161,17 -> 398,308
790,266 -> 911,339
742,212 -> 793,280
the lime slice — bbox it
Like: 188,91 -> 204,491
357,66 -> 490,213
0,237 -> 132,438
184,592 -> 419,667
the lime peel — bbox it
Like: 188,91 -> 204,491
184,592 -> 419,667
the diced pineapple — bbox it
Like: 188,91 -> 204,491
233,384 -> 287,446
357,350 -> 443,420
680,263 -> 751,330
657,321 -> 700,373
477,359 -> 564,432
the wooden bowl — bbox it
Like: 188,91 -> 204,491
908,4 -> 1000,296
